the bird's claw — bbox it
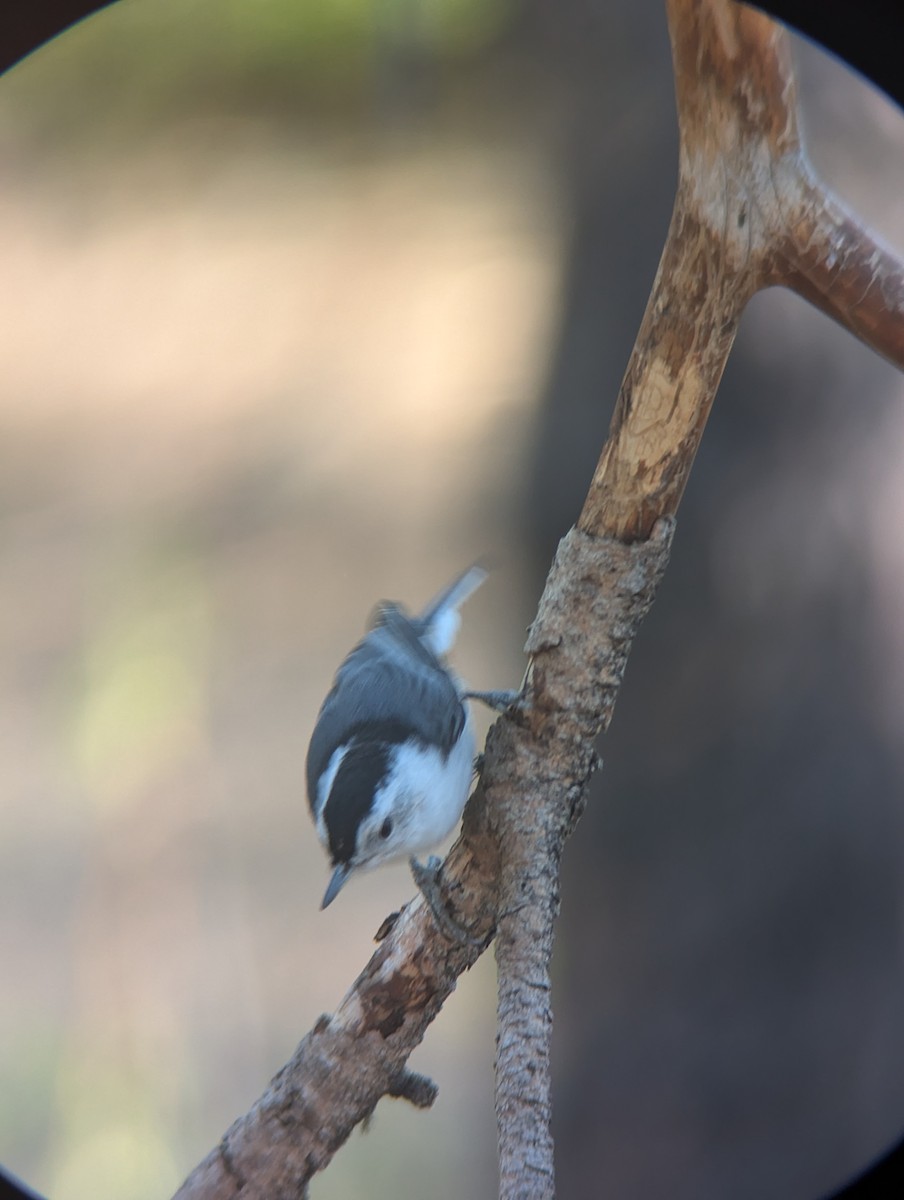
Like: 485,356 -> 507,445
409,856 -> 484,948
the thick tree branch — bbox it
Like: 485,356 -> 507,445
583,0 -> 904,544
583,1 -> 793,541
174,2 -> 904,1198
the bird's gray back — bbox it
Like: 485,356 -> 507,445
305,618 -> 465,812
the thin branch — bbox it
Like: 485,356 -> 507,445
173,816 -> 500,1199
776,167 -> 904,368
173,2 -> 904,1198
493,524 -> 674,1200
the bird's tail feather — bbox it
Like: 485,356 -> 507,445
418,564 -> 488,656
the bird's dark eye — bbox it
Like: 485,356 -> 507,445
380,817 -> 393,839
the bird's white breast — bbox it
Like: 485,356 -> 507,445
386,720 -> 476,856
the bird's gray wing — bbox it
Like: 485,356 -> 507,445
306,618 -> 465,812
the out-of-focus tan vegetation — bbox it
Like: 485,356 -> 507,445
0,4 -> 544,1198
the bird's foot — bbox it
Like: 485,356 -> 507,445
409,856 -> 484,948
465,688 -> 522,714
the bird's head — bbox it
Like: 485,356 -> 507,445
315,737 -> 415,907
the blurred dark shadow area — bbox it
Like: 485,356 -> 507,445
1,3 -> 903,1199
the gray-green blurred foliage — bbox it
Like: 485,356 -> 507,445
1,7 -> 529,1197
67,550 -> 211,810
4,0 -> 513,138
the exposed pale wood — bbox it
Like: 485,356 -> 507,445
581,0 -> 904,543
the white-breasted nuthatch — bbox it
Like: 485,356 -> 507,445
307,565 -> 512,934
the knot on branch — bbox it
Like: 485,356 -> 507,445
386,1069 -> 439,1109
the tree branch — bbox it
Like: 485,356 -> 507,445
775,167 -> 904,368
173,2 -> 904,1198
493,523 -> 674,1200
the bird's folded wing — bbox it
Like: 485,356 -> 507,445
305,631 -> 465,811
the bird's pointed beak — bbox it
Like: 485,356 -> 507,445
321,863 -> 351,909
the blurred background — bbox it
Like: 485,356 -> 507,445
1,2 -> 903,1198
